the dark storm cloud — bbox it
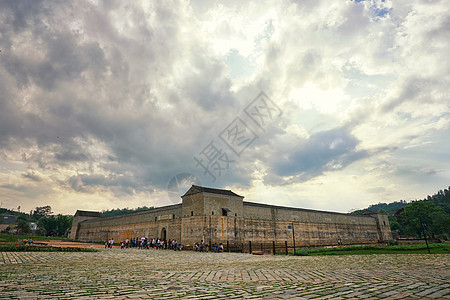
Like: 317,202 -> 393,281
265,127 -> 369,184
0,0 -> 47,33
67,173 -> 154,197
0,0 -> 243,196
54,148 -> 90,163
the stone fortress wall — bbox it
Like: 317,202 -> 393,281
70,185 -> 392,247
70,204 -> 182,243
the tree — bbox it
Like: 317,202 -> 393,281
38,214 -> 72,236
100,206 -> 154,218
430,207 -> 450,238
55,215 -> 72,236
424,187 -> 450,214
388,215 -> 400,231
399,201 -> 450,238
33,205 -> 52,219
38,215 -> 58,236
17,219 -> 31,234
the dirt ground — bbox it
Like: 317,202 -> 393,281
43,240 -> 109,248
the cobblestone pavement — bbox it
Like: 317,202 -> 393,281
1,249 -> 449,299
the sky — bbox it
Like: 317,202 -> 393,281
0,0 -> 449,215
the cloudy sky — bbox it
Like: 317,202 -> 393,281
0,0 -> 449,215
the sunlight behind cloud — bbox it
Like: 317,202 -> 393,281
289,83 -> 349,116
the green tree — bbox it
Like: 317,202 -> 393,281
17,213 -> 32,222
17,219 -> 31,234
33,205 -> 52,220
38,214 -> 72,236
388,215 -> 400,231
429,207 -> 450,237
100,206 -> 154,217
400,201 -> 450,238
427,187 -> 450,214
38,215 -> 58,236
55,215 -> 72,236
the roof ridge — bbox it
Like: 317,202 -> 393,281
74,210 -> 101,217
183,185 -> 243,198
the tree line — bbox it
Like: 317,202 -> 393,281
100,206 -> 155,217
353,187 -> 450,239
0,206 -> 72,237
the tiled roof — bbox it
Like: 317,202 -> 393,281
74,210 -> 101,218
182,185 -> 243,198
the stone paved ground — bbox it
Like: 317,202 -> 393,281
0,249 -> 449,299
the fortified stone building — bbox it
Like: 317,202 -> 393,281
70,185 -> 392,247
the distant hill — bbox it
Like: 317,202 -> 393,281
351,200 -> 409,215
100,206 -> 155,218
352,186 -> 449,215
0,208 -> 35,222
425,187 -> 450,214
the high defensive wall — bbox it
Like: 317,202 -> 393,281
70,185 -> 392,247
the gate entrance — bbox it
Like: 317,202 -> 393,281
161,228 -> 167,241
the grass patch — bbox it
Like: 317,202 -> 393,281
0,244 -> 98,252
292,243 -> 450,256
0,234 -> 69,243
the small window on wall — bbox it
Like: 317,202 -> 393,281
383,221 -> 386,226
155,216 -> 157,221
212,211 -> 214,215
235,213 -> 237,217
191,211 -> 193,216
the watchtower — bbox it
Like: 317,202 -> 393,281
69,210 -> 101,240
181,185 -> 244,245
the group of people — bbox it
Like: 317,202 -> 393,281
104,237 -> 224,252
194,240 -> 224,252
105,239 -> 114,248
105,237 -> 185,250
